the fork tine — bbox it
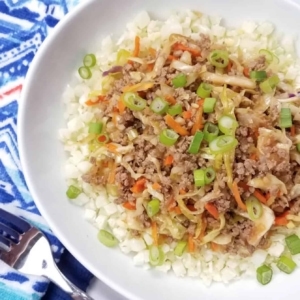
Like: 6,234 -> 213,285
0,221 -> 20,242
0,235 -> 11,252
0,209 -> 31,233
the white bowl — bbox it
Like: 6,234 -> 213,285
18,0 -> 300,299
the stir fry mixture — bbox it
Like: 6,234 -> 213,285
68,33 -> 300,283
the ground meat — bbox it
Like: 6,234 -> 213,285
290,198 -> 300,214
212,191 -> 232,213
227,219 -> 254,241
81,165 -> 106,185
248,55 -> 266,71
138,213 -> 151,228
187,223 -> 196,236
118,110 -> 135,127
234,159 -> 257,181
271,196 -> 289,213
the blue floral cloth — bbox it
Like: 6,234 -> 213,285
0,0 -> 93,299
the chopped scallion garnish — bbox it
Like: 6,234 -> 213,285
204,167 -> 216,185
88,122 -> 103,134
122,92 -> 147,111
83,53 -> 97,68
246,196 -> 263,220
147,199 -> 160,217
174,241 -> 187,256
277,255 -> 297,274
218,115 -> 238,135
256,265 -> 273,285
66,185 -> 81,199
193,169 -> 205,187
149,245 -> 165,266
279,108 -> 292,129
208,50 -> 229,68
209,135 -> 238,154
204,122 -> 219,143
203,97 -> 216,113
285,234 -> 300,255
167,104 -> 183,116
78,66 -> 92,80
172,74 -> 187,88
159,129 -> 179,146
97,230 -> 119,247
259,75 -> 280,94
197,83 -> 212,98
150,97 -> 169,115
188,131 -> 204,154
250,70 -> 267,82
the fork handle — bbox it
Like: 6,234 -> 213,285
64,276 -> 94,300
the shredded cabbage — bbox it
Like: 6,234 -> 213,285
200,214 -> 226,245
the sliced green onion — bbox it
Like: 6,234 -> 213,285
208,50 -> 229,68
159,129 -> 179,146
260,75 -> 280,94
204,167 -> 216,185
150,97 -> 169,115
209,135 -> 238,154
174,241 -> 187,256
218,115 -> 238,135
97,230 -> 118,247
246,196 -> 263,220
203,98 -> 216,113
194,169 -> 205,187
188,131 -> 204,154
149,245 -> 165,266
285,234 -> 300,255
256,265 -> 273,285
88,122 -> 103,134
78,66 -> 92,80
197,83 -> 212,98
147,199 -> 160,217
122,92 -> 146,111
167,104 -> 183,116
172,74 -> 187,88
279,108 -> 292,129
277,256 -> 297,274
83,54 -> 96,68
204,122 -> 219,143
297,143 -> 300,153
66,185 -> 81,199
97,133 -> 109,144
250,71 -> 267,82
259,49 -> 279,64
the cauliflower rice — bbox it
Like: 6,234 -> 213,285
59,10 -> 300,285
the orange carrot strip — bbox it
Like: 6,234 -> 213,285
105,143 -> 118,153
147,62 -> 155,72
85,95 -> 106,106
152,182 -> 162,191
183,110 -> 192,119
231,181 -> 247,211
174,207 -> 182,215
123,201 -> 136,210
291,125 -> 296,137
243,67 -> 250,77
152,222 -> 158,246
275,211 -> 289,226
164,155 -> 174,166
165,95 -> 176,105
133,36 -> 140,57
165,114 -> 189,136
204,203 -> 219,219
198,216 -> 207,241
112,112 -> 118,126
253,189 -> 267,204
188,234 -> 195,253
179,189 -> 186,195
173,43 -> 201,57
149,47 -> 157,57
191,103 -> 204,135
250,152 -> 258,161
187,205 -> 196,212
131,178 -> 146,194
211,242 -> 220,252
118,98 -> 126,114
167,55 -> 177,61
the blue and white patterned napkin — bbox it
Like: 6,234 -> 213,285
0,1 -> 93,299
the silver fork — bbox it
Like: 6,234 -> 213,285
0,208 -> 94,300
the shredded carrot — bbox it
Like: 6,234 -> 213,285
238,181 -> 249,192
253,189 -> 267,204
167,198 -> 176,211
167,55 -> 177,61
243,67 -> 250,77
198,216 -> 207,241
117,99 -> 125,114
112,112 -> 118,126
165,114 -> 189,136
253,128 -> 259,140
152,182 -> 162,191
164,155 -> 174,166
183,110 -> 192,119
227,60 -> 233,73
210,242 -> 220,252
250,152 -> 258,161
131,178 -> 146,194
191,102 -> 204,134
275,211 -> 289,226
231,181 -> 247,211
105,143 -> 118,153
179,189 -> 186,195
147,62 -> 155,72
149,47 -> 157,57
123,201 -> 136,210
85,95 -> 106,106
174,207 -> 182,215
204,203 -> 219,219
188,234 -> 195,252
152,222 -> 158,246
165,95 -> 176,105
133,36 -> 140,57
107,162 -> 116,184
187,204 -> 196,212
173,43 -> 201,57
291,125 -> 296,137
